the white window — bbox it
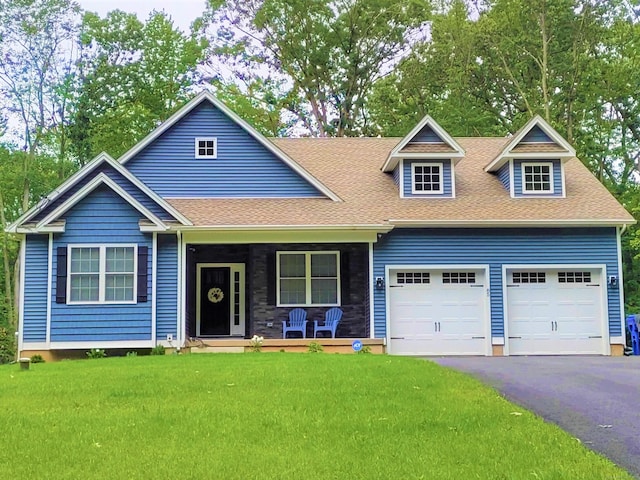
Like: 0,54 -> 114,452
277,251 -> 340,306
68,245 -> 137,304
412,162 -> 443,194
195,137 -> 217,158
522,162 -> 553,193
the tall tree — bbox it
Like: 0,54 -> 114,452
203,0 -> 431,136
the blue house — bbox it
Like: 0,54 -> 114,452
8,92 -> 635,359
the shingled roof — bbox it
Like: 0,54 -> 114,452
166,136 -> 634,228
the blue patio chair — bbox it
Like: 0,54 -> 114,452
314,307 -> 343,338
282,308 -> 308,338
627,315 -> 640,356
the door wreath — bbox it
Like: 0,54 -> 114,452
207,287 -> 224,303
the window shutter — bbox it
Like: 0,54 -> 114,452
266,251 -> 276,305
137,246 -> 148,302
55,247 -> 67,304
340,251 -> 350,305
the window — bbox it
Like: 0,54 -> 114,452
412,162 -> 443,194
512,272 -> 546,284
68,245 -> 136,304
396,272 -> 430,284
195,137 -> 217,158
522,162 -> 553,193
442,272 -> 476,284
277,251 -> 340,306
558,272 -> 591,283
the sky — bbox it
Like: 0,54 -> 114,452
78,0 -> 209,31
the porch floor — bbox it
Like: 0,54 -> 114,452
184,338 -> 385,354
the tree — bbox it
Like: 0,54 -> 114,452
202,0 -> 432,136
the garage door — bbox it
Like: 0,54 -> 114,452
389,269 -> 489,355
506,269 -> 605,355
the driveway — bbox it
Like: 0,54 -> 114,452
431,356 -> 640,478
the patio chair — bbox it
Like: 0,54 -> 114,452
626,315 -> 640,356
313,307 -> 343,338
282,308 -> 308,338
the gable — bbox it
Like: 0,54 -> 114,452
520,125 -> 554,143
124,101 -> 328,199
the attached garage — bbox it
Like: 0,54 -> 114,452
387,267 -> 490,355
505,267 -> 607,355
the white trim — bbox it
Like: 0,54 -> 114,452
485,115 -> 576,172
37,174 -> 168,231
177,231 -> 185,346
195,263 -> 246,337
18,236 -> 26,355
560,162 -> 567,198
520,162 -> 554,195
117,91 -> 341,202
509,160 -> 515,198
368,242 -> 375,339
276,251 -> 341,307
66,244 -> 138,305
389,219 -> 636,227
49,340 -> 154,349
410,162 -> 444,195
492,336 -> 505,345
194,137 -> 217,159
616,227 -> 626,345
399,159 -> 405,198
501,263 -> 609,356
151,233 -> 157,344
21,342 -> 49,350
7,152 -> 191,232
173,224 -> 392,232
382,115 -> 465,172
384,264 -> 492,356
46,234 -> 53,344
451,160 -> 457,198
16,223 -> 66,234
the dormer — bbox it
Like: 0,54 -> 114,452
381,115 -> 465,198
485,116 -> 575,198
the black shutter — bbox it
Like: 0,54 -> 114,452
266,251 -> 276,305
55,247 -> 67,304
137,246 -> 148,303
340,251 -> 350,305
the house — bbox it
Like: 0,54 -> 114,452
8,91 -> 635,359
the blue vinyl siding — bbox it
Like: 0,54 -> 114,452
31,163 -> 176,223
156,234 -> 178,340
403,159 -> 453,197
50,186 -> 153,342
497,162 -> 510,190
23,235 -> 49,343
521,126 -> 554,143
126,102 -> 323,198
513,159 -> 562,197
411,125 -> 443,143
373,227 -> 621,338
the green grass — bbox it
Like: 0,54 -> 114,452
0,354 -> 632,479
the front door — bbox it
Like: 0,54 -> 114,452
196,263 -> 245,337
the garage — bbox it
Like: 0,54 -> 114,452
388,268 -> 490,355
506,268 -> 607,355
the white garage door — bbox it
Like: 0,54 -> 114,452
506,269 -> 606,355
389,269 -> 489,355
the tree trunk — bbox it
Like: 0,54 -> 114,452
0,190 -> 14,327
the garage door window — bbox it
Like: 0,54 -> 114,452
442,272 -> 476,284
397,272 -> 430,284
512,272 -> 546,283
558,271 -> 591,283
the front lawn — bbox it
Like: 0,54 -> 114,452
0,354 -> 632,479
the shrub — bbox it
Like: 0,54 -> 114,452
0,327 -> 15,364
126,351 -> 138,357
30,354 -> 45,363
86,348 -> 106,359
357,345 -> 372,354
150,345 -> 165,356
307,342 -> 324,353
249,335 -> 264,352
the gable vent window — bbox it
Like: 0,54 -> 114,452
195,137 -> 217,158
522,163 -> 552,193
412,162 -> 443,194
512,272 -> 546,284
558,271 -> 591,283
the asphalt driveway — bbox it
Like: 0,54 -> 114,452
431,356 -> 640,478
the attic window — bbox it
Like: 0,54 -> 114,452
412,162 -> 443,194
195,137 -> 217,158
522,162 -> 553,194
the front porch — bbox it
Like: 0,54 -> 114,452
184,337 -> 385,353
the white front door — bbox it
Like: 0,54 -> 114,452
507,269 -> 605,355
389,269 -> 489,355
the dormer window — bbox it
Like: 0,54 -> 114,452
195,137 -> 217,158
522,162 -> 553,194
412,162 -> 443,194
